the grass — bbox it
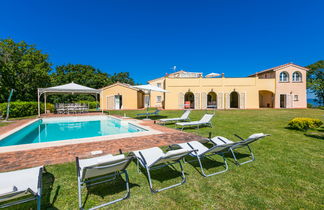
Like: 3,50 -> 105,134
4,109 -> 324,209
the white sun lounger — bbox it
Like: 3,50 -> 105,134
176,114 -> 214,130
76,153 -> 134,209
209,133 -> 270,165
159,110 -> 191,125
0,166 -> 43,210
132,147 -> 192,193
174,141 -> 231,177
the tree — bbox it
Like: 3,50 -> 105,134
307,60 -> 324,106
49,64 -> 112,102
110,72 -> 135,85
0,38 -> 52,102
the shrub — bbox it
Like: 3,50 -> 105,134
288,118 -> 323,131
76,101 -> 99,109
0,101 -> 54,118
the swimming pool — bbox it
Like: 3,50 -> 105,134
0,116 -> 146,147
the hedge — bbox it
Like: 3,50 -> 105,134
76,101 -> 99,109
0,101 -> 54,118
288,117 -> 323,131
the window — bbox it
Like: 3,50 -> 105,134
157,83 -> 161,88
292,71 -> 302,82
279,72 -> 289,82
156,96 -> 162,103
294,95 -> 299,101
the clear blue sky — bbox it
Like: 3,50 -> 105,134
1,0 -> 323,89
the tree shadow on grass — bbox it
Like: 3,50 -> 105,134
304,133 -> 324,140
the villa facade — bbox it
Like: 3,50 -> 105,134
100,63 -> 308,110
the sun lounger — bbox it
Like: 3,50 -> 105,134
209,133 -> 270,165
76,153 -> 134,209
159,110 -> 191,125
0,166 -> 43,210
136,109 -> 160,116
132,147 -> 192,193
176,114 -> 214,130
173,141 -> 231,177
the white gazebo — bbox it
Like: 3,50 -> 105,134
37,82 -> 101,116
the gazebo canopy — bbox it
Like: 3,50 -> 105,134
37,82 -> 101,116
38,82 -> 100,94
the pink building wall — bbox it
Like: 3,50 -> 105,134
274,65 -> 307,108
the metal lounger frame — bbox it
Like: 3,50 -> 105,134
76,157 -> 132,210
136,152 -> 187,193
0,167 -> 43,210
184,143 -> 228,177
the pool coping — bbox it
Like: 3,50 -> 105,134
0,115 -> 163,154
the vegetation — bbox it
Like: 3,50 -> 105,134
3,109 -> 323,209
288,117 -> 323,131
0,39 -> 135,104
0,101 -> 54,118
0,39 -> 52,102
307,60 -> 324,106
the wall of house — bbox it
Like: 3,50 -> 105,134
163,77 -> 276,109
148,77 -> 165,108
274,66 -> 307,108
100,85 -> 139,110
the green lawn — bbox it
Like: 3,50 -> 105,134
5,109 -> 324,209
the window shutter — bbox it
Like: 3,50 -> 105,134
201,92 -> 207,109
217,93 -> 223,109
194,93 -> 200,109
178,93 -> 184,109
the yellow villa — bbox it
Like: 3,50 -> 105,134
100,63 -> 308,110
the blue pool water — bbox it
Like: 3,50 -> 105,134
0,116 -> 145,147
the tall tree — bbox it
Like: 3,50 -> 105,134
110,72 -> 135,85
49,64 -> 112,102
307,60 -> 324,106
0,39 -> 52,102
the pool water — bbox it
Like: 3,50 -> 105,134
0,116 -> 145,147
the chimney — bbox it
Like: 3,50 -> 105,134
221,73 -> 225,78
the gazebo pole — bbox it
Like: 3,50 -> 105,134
37,89 -> 40,117
44,93 -> 47,115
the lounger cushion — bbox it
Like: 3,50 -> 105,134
212,136 -> 234,145
163,149 -> 189,158
178,141 -> 209,156
0,186 -> 17,196
160,117 -> 182,122
133,147 -> 164,167
176,121 -> 200,126
0,166 -> 42,195
79,154 -> 126,179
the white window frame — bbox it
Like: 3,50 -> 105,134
156,96 -> 162,103
279,72 -> 289,82
292,71 -> 302,82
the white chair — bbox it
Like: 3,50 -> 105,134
159,110 -> 191,125
0,166 -> 43,210
209,133 -> 270,165
174,141 -> 231,177
76,153 -> 133,209
176,114 -> 214,130
132,147 -> 192,193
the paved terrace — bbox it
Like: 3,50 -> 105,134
0,113 -> 203,172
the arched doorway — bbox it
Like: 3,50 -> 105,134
259,90 -> 274,108
184,92 -> 195,109
230,91 -> 239,108
207,92 -> 217,108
